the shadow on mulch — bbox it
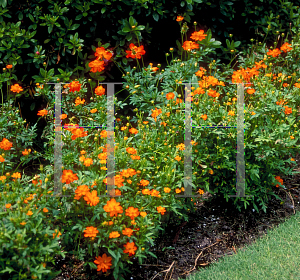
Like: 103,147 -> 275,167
49,153 -> 300,280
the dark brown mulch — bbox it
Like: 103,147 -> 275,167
49,152 -> 300,280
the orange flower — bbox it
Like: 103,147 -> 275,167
37,109 -> 48,117
151,107 -> 162,121
84,190 -> 100,206
294,83 -> 300,88
83,158 -> 93,167
21,149 -> 29,156
122,227 -> 134,237
164,187 -> 171,193
176,143 -> 185,151
150,189 -> 160,197
98,152 -> 107,160
103,198 -> 123,217
60,114 -> 67,120
94,254 -> 112,273
94,47 -> 113,60
11,172 -> 21,179
0,176 -> 6,182
75,97 -> 85,106
5,203 -> 11,209
6,64 -> 13,69
283,106 -> 292,115
142,189 -> 150,195
267,48 -> 281,57
100,130 -> 107,138
280,42 -> 292,53
66,81 -> 81,93
129,128 -> 138,135
157,206 -> 166,215
10,84 -> 23,93
176,16 -> 184,22
182,41 -> 199,51
109,231 -> 120,238
74,185 -> 90,200
125,207 -> 140,220
126,43 -> 146,59
139,179 -> 149,187
175,156 -> 181,162
275,175 -> 284,188
0,155 -> 4,162
90,108 -> 97,113
207,89 -> 220,98
228,110 -> 235,116
247,88 -> 255,94
198,189 -> 204,195
123,242 -> 137,256
126,147 -> 137,155
84,226 -> 99,239
95,85 -> 105,96
71,127 -> 88,140
190,30 -> 207,41
166,92 -> 175,100
201,114 -> 208,121
61,169 -> 78,184
140,211 -> 147,217
53,229 -> 62,239
26,210 -> 33,216
43,208 -> 48,213
89,59 -> 105,73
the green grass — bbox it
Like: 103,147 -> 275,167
180,210 -> 300,280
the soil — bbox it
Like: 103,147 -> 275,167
48,152 -> 300,280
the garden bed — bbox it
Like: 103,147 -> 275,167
49,153 -> 300,280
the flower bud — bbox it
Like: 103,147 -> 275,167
36,51 -> 40,55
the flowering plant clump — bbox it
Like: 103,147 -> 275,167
0,15 -> 300,280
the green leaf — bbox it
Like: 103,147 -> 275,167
153,13 -> 159,21
234,41 -> 241,47
70,23 -> 80,30
148,251 -> 157,259
30,103 -> 35,111
135,25 -> 145,31
48,25 -> 53,34
126,33 -> 132,41
48,68 -> 54,76
40,68 -> 46,77
180,1 -> 185,7
107,248 -> 117,259
129,16 -> 135,26
29,14 -> 34,22
75,14 -> 82,20
101,7 -> 106,14
187,0 -> 192,3
0,0 -> 7,8
122,26 -> 131,32
58,37 -> 63,43
18,13 -> 23,21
